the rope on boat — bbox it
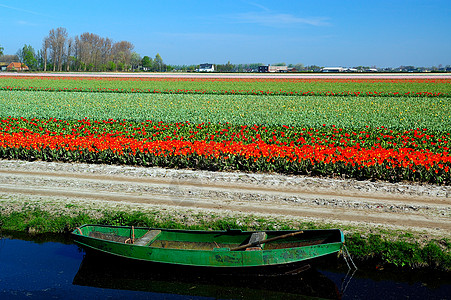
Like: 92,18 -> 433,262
76,227 -> 83,235
342,244 -> 358,270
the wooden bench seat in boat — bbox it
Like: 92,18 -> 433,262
134,230 -> 162,246
246,232 -> 267,251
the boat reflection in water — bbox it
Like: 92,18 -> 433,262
73,253 -> 342,299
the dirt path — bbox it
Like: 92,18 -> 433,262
0,160 -> 449,237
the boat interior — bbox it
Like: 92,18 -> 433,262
80,225 -> 342,251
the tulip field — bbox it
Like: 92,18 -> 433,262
1,75 -> 450,97
0,75 -> 450,184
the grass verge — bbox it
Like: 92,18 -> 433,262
0,197 -> 449,272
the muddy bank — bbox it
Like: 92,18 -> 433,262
0,159 -> 449,240
1,159 -> 450,269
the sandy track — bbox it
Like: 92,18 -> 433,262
0,160 -> 449,237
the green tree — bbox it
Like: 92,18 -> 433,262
216,61 -> 234,72
141,56 -> 152,71
86,63 -> 94,71
17,44 -> 38,70
153,53 -> 164,72
130,52 -> 141,71
106,61 -> 116,71
288,63 -> 304,71
0,45 -> 4,57
306,65 -> 321,72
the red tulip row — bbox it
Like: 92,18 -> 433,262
1,117 -> 449,184
1,85 -> 447,97
5,117 -> 449,153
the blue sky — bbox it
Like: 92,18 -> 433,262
0,0 -> 450,67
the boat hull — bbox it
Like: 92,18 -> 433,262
72,225 -> 344,270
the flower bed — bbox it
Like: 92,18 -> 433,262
1,117 -> 449,184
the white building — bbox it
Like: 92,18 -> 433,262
269,65 -> 288,72
258,65 -> 288,72
321,67 -> 345,72
198,63 -> 215,72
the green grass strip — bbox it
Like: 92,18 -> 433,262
0,204 -> 449,271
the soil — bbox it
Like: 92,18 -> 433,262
0,159 -> 450,239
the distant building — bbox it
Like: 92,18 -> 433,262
258,65 -> 268,72
0,62 -> 8,71
198,63 -> 215,72
258,65 -> 288,72
7,62 -> 29,71
321,67 -> 345,72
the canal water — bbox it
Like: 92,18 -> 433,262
0,231 -> 449,299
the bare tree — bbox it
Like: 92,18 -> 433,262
74,32 -> 114,71
101,37 -> 113,67
66,38 -> 73,71
43,29 -> 135,72
48,29 -> 57,71
46,27 -> 68,71
75,33 -> 93,71
42,37 -> 50,71
56,27 -> 68,71
112,41 -> 134,71
0,54 -> 19,63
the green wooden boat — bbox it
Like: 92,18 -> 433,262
72,224 -> 344,271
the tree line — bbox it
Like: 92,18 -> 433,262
3,31 -> 449,73
0,33 -> 307,73
0,27 -> 166,72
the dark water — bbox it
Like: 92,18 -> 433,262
0,232 -> 449,300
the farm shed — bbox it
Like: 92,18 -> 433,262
258,65 -> 288,72
7,62 -> 29,71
